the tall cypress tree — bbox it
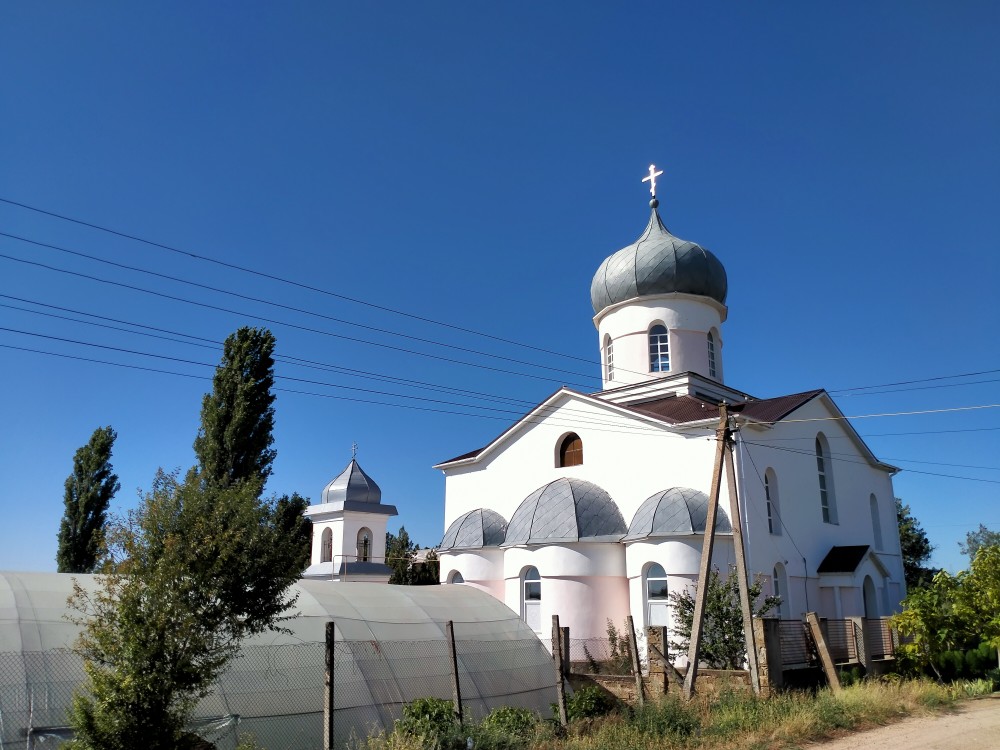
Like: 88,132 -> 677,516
57,426 -> 120,573
194,327 -> 277,492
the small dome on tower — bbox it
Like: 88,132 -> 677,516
322,459 -> 382,505
591,206 -> 728,315
623,487 -> 731,541
502,478 -> 626,546
439,508 -> 508,550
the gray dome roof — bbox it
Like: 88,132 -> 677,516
502,478 -> 626,547
439,509 -> 508,550
623,487 -> 731,541
322,459 -> 381,505
591,207 -> 728,314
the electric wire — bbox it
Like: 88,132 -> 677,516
0,233 -> 601,382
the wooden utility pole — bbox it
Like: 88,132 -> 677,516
445,620 -> 464,725
324,621 -> 335,750
682,404 -> 729,699
682,403 -> 759,699
725,438 -> 761,695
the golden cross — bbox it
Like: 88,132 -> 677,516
642,164 -> 663,197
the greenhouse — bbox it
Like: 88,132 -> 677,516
0,572 -> 556,749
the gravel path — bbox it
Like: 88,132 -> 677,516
811,697 -> 1000,749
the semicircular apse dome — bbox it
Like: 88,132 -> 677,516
502,477 -> 626,546
623,486 -> 732,541
439,508 -> 508,550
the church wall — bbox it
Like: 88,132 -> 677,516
596,294 -> 725,387
734,396 -> 906,618
442,397 -> 729,534
501,544 -> 629,640
438,549 -> 504,599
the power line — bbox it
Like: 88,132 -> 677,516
829,367 -> 1000,394
742,426 -> 1000,441
0,196 -> 615,370
0,230 -> 602,382
0,250 -> 598,388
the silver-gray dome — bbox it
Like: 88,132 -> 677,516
501,478 -> 626,547
623,487 -> 732,541
440,509 -> 508,550
591,207 -> 728,314
322,459 -> 381,505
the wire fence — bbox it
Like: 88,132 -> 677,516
0,628 -> 555,750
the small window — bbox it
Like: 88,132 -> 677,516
645,563 -> 668,600
522,566 -> 541,631
816,435 -> 837,523
773,563 -> 788,618
765,469 -> 781,536
707,332 -> 717,379
870,494 -> 883,550
357,527 -> 372,562
448,570 -> 464,584
605,337 -> 615,382
649,325 -> 670,372
558,433 -> 583,467
321,528 -> 333,563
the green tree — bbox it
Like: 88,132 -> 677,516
193,327 -> 277,492
56,426 -> 120,573
385,527 -> 439,585
896,498 -> 936,590
272,492 -> 313,572
956,544 -> 1000,660
892,570 -> 968,680
67,469 -> 306,750
959,524 -> 1000,560
668,567 -> 780,669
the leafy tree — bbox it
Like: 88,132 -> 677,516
956,544 -> 1000,659
193,327 -> 277,492
386,527 -> 439,585
669,567 -> 780,669
892,570 -> 967,680
56,426 -> 120,573
272,492 -> 313,571
896,498 -> 936,590
67,469 -> 306,750
959,524 -> 1000,560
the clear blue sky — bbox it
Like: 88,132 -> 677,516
1,2 -> 997,575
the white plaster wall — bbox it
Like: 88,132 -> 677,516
306,508 -> 390,567
734,395 -> 906,618
442,394 -> 730,533
595,295 -> 726,387
438,549 -> 505,599
501,544 -> 629,640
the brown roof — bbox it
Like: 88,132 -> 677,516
437,446 -> 487,465
625,389 -> 823,426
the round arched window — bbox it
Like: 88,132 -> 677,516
448,571 -> 464,584
320,528 -> 333,563
558,433 -> 583,467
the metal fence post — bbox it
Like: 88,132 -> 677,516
552,615 -> 568,728
446,620 -> 464,726
324,621 -> 335,750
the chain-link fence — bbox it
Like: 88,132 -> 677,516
0,625 -> 555,749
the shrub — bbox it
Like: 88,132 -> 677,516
479,706 -> 537,737
565,685 -> 618,721
396,697 -> 457,745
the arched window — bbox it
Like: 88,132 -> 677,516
649,324 -> 670,372
870,494 -> 883,550
645,563 -> 669,627
863,575 -> 878,618
604,336 -> 615,382
522,566 -> 541,631
558,433 -> 583,467
320,528 -> 333,563
815,434 -> 838,523
357,527 -> 372,562
448,570 -> 464,584
707,332 -> 717,379
773,563 -> 788,618
764,468 -> 781,536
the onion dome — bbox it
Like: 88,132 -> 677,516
439,509 -> 508,550
322,459 -> 382,505
502,478 -> 626,546
590,205 -> 728,315
623,487 -> 731,541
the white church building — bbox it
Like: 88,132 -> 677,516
434,171 -> 906,643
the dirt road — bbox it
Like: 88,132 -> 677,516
813,697 -> 1000,749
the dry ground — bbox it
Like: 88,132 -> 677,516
811,696 -> 1000,750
